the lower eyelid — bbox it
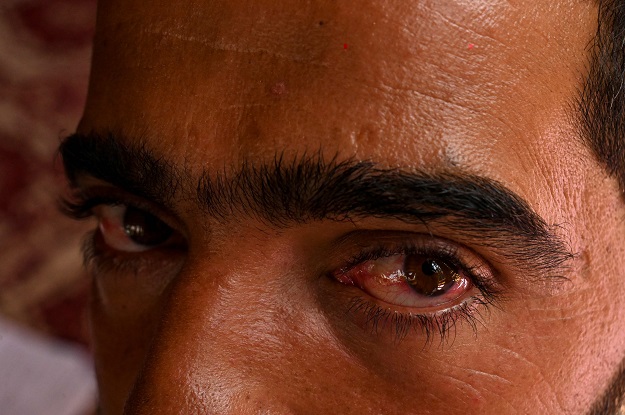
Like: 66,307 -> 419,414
343,294 -> 491,344
338,275 -> 477,314
83,229 -> 186,277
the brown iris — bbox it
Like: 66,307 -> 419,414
404,256 -> 461,296
123,206 -> 173,246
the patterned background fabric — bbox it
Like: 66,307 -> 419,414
0,0 -> 96,349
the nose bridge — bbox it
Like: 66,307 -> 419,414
122,261 -> 299,415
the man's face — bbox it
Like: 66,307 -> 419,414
64,0 -> 625,413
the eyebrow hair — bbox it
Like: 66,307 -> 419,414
577,0 -> 625,194
59,132 -> 574,279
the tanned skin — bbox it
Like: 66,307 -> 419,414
60,1 -> 625,413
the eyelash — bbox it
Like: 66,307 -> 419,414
335,242 -> 502,345
62,193 -> 502,344
346,297 -> 491,345
61,193 -> 124,220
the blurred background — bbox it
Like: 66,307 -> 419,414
0,0 -> 98,413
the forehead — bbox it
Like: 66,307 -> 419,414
82,0 -> 596,185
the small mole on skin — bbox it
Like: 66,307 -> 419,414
319,20 -> 324,26
271,82 -> 287,96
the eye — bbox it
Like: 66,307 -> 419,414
333,251 -> 473,310
94,204 -> 179,252
326,235 -> 501,343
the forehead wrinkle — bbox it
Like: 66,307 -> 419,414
428,9 -> 507,49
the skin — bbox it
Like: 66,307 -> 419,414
70,0 -> 625,413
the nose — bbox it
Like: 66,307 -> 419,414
121,257 -> 331,415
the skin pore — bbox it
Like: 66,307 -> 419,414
61,0 -> 625,414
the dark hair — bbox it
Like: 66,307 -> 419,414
578,0 -> 625,191
576,3 -> 625,413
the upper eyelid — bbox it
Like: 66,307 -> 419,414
331,231 -> 481,267
328,231 -> 502,287
62,185 -> 189,237
61,193 -> 121,217
339,243 -> 463,274
330,228 -> 530,284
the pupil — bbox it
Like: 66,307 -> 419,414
421,260 -> 439,276
123,206 -> 173,246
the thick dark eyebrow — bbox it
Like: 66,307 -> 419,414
59,132 -> 574,279
60,132 -> 184,208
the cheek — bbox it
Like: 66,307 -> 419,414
474,240 -> 625,413
91,286 -> 160,415
90,250 -> 184,413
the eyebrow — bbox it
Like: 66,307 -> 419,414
59,132 -> 574,279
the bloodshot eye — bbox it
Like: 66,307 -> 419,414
333,252 -> 472,310
94,204 -> 179,252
